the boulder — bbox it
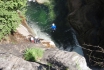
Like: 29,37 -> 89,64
40,40 -> 56,48
0,53 -> 44,70
42,49 -> 91,70
16,24 -> 31,39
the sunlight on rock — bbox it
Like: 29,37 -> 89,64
16,24 -> 31,39
36,0 -> 50,4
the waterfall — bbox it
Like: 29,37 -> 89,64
26,1 -> 84,56
27,18 -> 52,41
72,32 -> 84,56
59,28 -> 84,56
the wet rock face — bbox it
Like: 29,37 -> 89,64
67,0 -> 104,68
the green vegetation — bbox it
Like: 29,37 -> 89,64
44,0 -> 56,20
0,0 -> 27,40
32,8 -> 48,25
23,47 -> 44,62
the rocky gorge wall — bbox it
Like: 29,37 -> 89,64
67,0 -> 104,68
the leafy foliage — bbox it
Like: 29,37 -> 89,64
44,0 -> 56,20
23,47 -> 44,62
0,0 -> 27,40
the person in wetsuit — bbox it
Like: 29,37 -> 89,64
51,23 -> 56,32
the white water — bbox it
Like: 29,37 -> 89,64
63,34 -> 84,56
59,28 -> 84,56
28,17 -> 84,56
27,19 -> 52,41
72,32 -> 84,56
27,18 -> 84,57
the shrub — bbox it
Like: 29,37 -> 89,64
0,0 -> 27,40
23,47 -> 44,62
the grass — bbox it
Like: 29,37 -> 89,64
23,47 -> 44,62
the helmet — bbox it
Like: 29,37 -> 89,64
52,23 -> 55,26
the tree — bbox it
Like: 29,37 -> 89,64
0,0 -> 27,40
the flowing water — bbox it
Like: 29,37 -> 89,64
26,1 -> 83,56
26,1 -> 104,70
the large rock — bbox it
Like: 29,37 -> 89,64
0,43 -> 47,70
67,0 -> 104,68
42,49 -> 91,70
40,40 -> 56,48
16,24 -> 31,39
0,53 -> 43,70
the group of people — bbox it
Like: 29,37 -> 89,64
30,36 -> 40,44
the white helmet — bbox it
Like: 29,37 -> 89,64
52,23 -> 55,26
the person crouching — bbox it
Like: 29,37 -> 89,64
30,36 -> 34,43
